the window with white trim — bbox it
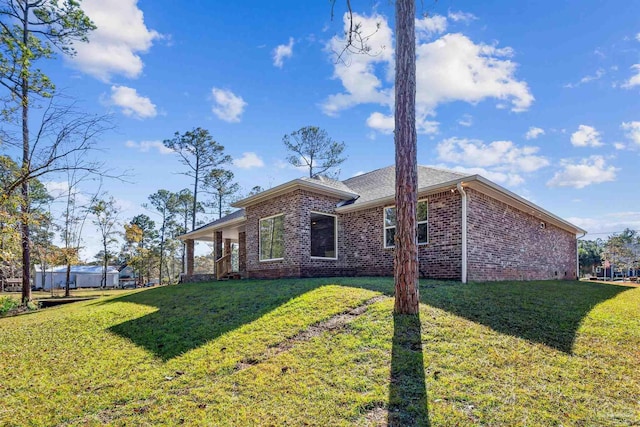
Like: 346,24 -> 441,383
310,212 -> 337,259
384,200 -> 428,248
259,214 -> 285,261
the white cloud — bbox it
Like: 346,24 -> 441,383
435,164 -> 524,187
71,0 -> 161,81
366,112 -> 395,134
547,156 -> 618,189
437,137 -> 549,172
42,181 -> 91,206
636,33 -> 640,42
568,211 -> 640,236
273,37 -> 294,68
108,85 -> 157,119
322,13 -> 533,134
125,140 -> 173,154
322,12 -> 394,117
415,15 -> 447,40
622,64 -> 640,89
447,11 -> 477,23
621,121 -> 640,146
211,88 -> 247,123
458,114 -> 473,127
570,125 -> 603,147
415,33 -> 531,112
233,152 -> 264,169
525,126 -> 545,140
613,142 -> 627,150
564,68 -> 606,88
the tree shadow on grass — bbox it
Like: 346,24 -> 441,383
419,280 -> 632,353
101,277 -> 630,362
103,280 -> 324,361
388,313 -> 430,426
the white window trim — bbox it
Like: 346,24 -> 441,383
259,213 -> 285,262
383,199 -> 429,249
310,211 -> 338,260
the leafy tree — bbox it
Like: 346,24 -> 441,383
1,156 -> 53,289
247,185 -> 264,197
0,0 -> 95,303
28,180 -> 55,286
173,188 -> 202,272
145,190 -> 177,285
129,214 -> 157,284
282,126 -> 346,178
0,156 -> 22,285
89,196 -> 120,287
604,229 -> 640,276
578,239 -> 603,276
163,128 -> 231,230
203,169 -> 240,219
57,169 -> 93,297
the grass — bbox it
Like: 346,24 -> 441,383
0,278 -> 638,426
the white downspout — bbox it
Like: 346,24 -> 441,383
457,183 -> 468,284
576,232 -> 586,280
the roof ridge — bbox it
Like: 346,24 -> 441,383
418,164 -> 470,177
342,165 -> 394,184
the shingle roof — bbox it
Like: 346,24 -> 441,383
341,165 -> 468,207
188,208 -> 245,233
301,175 -> 356,194
182,165 -> 467,237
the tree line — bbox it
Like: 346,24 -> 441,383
3,0 -> 429,314
578,229 -> 640,278
1,120 -> 347,296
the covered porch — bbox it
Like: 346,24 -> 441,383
178,210 -> 246,282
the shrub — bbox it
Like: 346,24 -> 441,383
0,296 -> 19,316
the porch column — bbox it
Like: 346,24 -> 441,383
215,231 -> 223,261
238,231 -> 246,276
186,239 -> 194,277
224,238 -> 232,256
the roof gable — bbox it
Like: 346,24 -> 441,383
341,165 -> 469,207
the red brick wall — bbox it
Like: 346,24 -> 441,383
245,190 -> 350,279
243,186 -> 577,281
342,190 -> 462,279
245,189 -> 462,279
466,189 -> 577,281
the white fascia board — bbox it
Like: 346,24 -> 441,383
177,216 -> 246,241
466,176 -> 587,235
232,179 -> 358,208
335,177 -> 466,213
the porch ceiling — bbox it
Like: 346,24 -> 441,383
179,216 -> 246,242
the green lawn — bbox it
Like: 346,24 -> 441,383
0,278 -> 638,426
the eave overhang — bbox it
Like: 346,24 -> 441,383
232,179 -> 359,208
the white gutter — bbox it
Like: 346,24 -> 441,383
457,182 -> 468,284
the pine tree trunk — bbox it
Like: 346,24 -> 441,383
20,4 -> 31,305
393,0 -> 419,315
65,263 -> 71,298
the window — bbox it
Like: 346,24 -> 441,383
311,212 -> 337,259
384,200 -> 428,248
259,214 -> 285,261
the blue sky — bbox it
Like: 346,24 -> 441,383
6,0 -> 640,259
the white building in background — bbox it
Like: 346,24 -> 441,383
34,265 -> 119,290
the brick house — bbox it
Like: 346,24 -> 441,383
179,165 -> 586,282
